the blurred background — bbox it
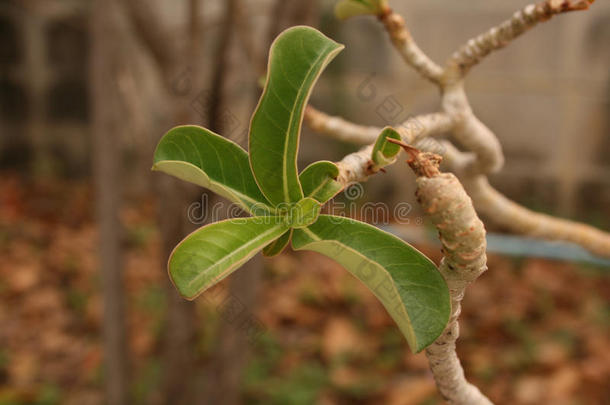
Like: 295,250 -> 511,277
0,0 -> 609,404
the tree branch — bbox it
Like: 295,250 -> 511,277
446,0 -> 595,78
305,106 -> 382,144
234,0 -> 263,77
440,141 -> 610,259
394,146 -> 493,405
378,8 -> 445,85
320,110 -> 454,187
312,109 -> 610,259
122,0 -> 178,79
335,144 -> 376,187
305,106 -> 453,145
311,2 -> 601,403
91,1 -> 129,402
208,0 -> 239,132
188,0 -> 203,62
464,175 -> 610,259
441,85 -> 505,175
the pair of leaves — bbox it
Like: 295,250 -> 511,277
153,26 -> 449,352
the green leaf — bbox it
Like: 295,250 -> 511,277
249,26 -> 344,207
292,215 -> 450,352
335,0 -> 388,20
299,161 -> 342,204
153,125 -> 274,215
372,127 -> 401,166
169,217 -> 290,299
262,229 -> 292,257
285,197 -> 321,229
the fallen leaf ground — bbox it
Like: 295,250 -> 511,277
0,174 -> 608,405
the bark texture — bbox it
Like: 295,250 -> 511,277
414,167 -> 492,405
464,175 -> 610,258
447,0 -> 596,78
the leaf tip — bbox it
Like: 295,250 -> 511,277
334,0 -> 388,20
167,265 -> 197,301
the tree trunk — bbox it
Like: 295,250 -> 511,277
207,0 -> 238,133
157,177 -> 198,405
157,2 -> 204,403
203,255 -> 263,405
90,1 -> 129,404
200,2 -> 263,404
120,0 -> 204,402
202,1 -> 321,403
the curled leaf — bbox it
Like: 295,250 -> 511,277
299,161 -> 342,203
372,126 -> 402,167
286,197 -> 322,229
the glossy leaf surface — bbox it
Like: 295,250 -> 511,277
249,26 -> 344,206
262,230 -> 293,257
153,126 -> 273,214
287,197 -> 321,228
372,127 -> 401,166
299,161 -> 342,204
292,215 -> 450,352
169,217 -> 289,299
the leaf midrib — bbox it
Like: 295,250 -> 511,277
153,160 -> 276,214
279,41 -> 334,203
298,226 -> 416,346
187,221 -> 286,289
305,177 -> 336,201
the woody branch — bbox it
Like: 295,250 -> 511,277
446,0 -> 595,79
396,144 -> 493,405
308,0 -> 609,259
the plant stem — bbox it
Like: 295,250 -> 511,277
401,145 -> 493,405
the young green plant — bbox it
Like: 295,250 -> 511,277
152,26 -> 450,352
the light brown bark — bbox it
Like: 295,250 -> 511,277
414,166 -> 492,405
